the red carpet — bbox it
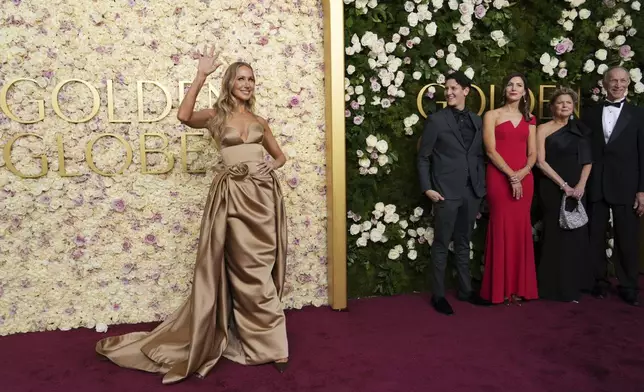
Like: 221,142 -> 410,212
2,291 -> 643,392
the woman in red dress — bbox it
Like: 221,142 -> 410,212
480,72 -> 539,305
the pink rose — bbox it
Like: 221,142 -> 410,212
555,43 -> 567,55
474,5 -> 487,19
619,45 -> 632,58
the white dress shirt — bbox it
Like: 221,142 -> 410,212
602,99 -> 625,143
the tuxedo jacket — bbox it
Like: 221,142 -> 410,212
581,102 -> 644,205
417,108 -> 486,200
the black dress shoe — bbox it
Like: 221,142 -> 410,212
431,296 -> 454,315
618,291 -> 640,307
465,293 -> 492,306
591,286 -> 607,299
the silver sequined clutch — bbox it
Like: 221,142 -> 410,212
559,195 -> 588,230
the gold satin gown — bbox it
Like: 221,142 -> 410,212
96,122 -> 289,384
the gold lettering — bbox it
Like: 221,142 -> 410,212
178,81 -> 218,107
538,85 -> 556,119
489,85 -> 497,110
469,84 -> 487,116
0,79 -> 45,124
52,79 -> 100,123
85,134 -> 133,176
137,81 -> 172,123
416,83 -> 446,118
106,80 -> 131,123
3,133 -> 48,178
140,133 -> 175,174
56,134 -> 81,177
181,132 -> 206,173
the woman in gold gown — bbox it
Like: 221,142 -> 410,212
95,45 -> 289,384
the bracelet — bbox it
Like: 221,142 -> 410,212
560,182 -> 568,190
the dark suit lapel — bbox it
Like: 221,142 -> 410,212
607,103 -> 633,144
444,110 -> 465,149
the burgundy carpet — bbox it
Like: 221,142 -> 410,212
2,290 -> 643,392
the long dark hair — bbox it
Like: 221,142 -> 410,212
501,72 -> 532,122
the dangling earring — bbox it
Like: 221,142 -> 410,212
522,95 -> 527,104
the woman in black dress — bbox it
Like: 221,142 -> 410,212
535,87 -> 593,302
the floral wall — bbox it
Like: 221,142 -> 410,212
0,0 -> 327,335
344,0 -> 643,297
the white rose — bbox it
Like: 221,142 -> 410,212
614,35 -> 626,46
413,71 -> 422,80
356,237 -> 368,247
349,224 -> 362,235
464,67 -> 474,79
633,1 -> 641,11
490,30 -> 504,41
399,27 -> 410,36
563,20 -> 574,31
362,221 -> 372,231
597,64 -> 608,75
598,32 -> 610,42
579,9 -> 591,19
366,134 -> 378,147
413,207 -> 424,216
399,220 -> 409,229
347,65 -> 356,75
428,57 -> 438,67
425,22 -> 437,37
583,59 -> 595,73
539,53 -> 551,66
375,140 -> 389,153
595,49 -> 607,61
377,154 -> 389,166
388,248 -> 401,260
385,42 -> 397,53
448,44 -> 457,53
448,0 -> 458,10
635,82 -> 644,94
629,68 -> 642,83
407,250 -> 418,260
497,37 -> 508,47
95,323 -> 108,333
408,13 -> 419,27
628,28 -> 637,37
435,49 -> 445,58
358,157 -> 371,168
392,33 -> 401,43
404,1 -> 415,12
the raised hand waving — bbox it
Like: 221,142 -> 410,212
196,44 -> 222,76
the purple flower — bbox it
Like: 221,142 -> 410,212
287,176 -> 300,188
151,212 -> 162,222
170,54 -> 180,65
42,70 -> 53,79
474,4 -> 486,19
406,40 -> 414,49
289,95 -> 301,107
128,0 -> 135,6
555,43 -> 567,55
113,304 -> 120,311
353,115 -> 364,125
345,109 -> 351,118
619,45 -> 632,58
71,249 -> 84,260
74,235 -> 86,246
38,195 -> 51,204
12,0 -> 21,5
257,36 -> 269,46
122,240 -> 132,252
171,223 -> 182,234
111,198 -> 126,212
144,234 -> 157,245
350,101 -> 360,110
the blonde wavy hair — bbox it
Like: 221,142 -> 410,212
208,62 -> 256,144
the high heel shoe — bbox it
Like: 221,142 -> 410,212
511,294 -> 522,306
273,361 -> 289,373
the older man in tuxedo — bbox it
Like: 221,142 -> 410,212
417,71 -> 490,315
582,66 -> 644,306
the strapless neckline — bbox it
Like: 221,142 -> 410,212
224,122 -> 262,144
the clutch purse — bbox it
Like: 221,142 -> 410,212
559,195 -> 588,230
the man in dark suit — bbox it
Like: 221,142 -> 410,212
582,66 -> 644,306
417,71 -> 490,315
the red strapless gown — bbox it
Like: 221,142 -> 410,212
480,117 -> 538,304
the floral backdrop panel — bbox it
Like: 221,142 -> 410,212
343,0 -> 642,297
0,0 -> 328,336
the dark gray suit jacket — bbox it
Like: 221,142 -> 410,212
417,108 -> 486,200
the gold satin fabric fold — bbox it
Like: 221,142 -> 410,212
96,126 -> 288,384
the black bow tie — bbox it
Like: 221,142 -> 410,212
603,100 -> 624,108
